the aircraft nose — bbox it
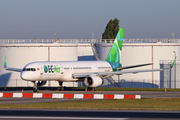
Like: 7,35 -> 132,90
20,72 -> 29,80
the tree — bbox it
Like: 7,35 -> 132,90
112,18 -> 119,39
102,18 -> 120,39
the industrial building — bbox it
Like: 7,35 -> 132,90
0,38 -> 179,88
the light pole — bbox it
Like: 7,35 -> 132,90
173,51 -> 176,88
171,33 -> 174,42
53,31 -> 56,39
92,32 -> 94,39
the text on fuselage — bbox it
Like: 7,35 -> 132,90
44,65 -> 60,73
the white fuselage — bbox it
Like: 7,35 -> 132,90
20,61 -> 112,82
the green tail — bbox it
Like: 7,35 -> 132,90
106,28 -> 125,63
105,28 -> 125,71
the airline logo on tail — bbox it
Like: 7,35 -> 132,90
106,28 -> 125,71
4,56 -> 7,68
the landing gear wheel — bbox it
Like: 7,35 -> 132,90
93,87 -> 97,91
87,87 -> 91,91
33,81 -> 39,93
60,86 -> 64,91
56,86 -> 64,91
87,87 -> 97,91
33,88 -> 39,93
57,81 -> 64,91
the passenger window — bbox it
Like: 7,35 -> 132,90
23,68 -> 36,71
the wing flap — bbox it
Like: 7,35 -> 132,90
72,73 -> 98,78
98,68 -> 164,76
72,68 -> 164,78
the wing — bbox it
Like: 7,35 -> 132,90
117,63 -> 153,70
73,56 -> 177,78
5,68 -> 22,72
4,56 -> 22,72
72,68 -> 164,78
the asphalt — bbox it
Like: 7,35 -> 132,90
0,109 -> 180,120
0,90 -> 180,119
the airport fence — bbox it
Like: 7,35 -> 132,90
101,79 -> 180,89
1,38 -> 180,44
1,79 -> 180,89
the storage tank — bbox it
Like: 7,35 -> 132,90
95,39 -> 180,88
0,39 -> 78,87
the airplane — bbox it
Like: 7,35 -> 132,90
4,28 -> 177,92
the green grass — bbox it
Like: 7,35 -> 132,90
0,98 -> 180,110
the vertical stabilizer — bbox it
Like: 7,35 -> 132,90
106,28 -> 125,63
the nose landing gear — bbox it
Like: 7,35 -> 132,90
33,81 -> 39,93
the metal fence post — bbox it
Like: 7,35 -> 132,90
143,79 -> 144,88
131,79 -> 133,88
4,79 -> 6,90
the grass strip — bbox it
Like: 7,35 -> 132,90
0,98 -> 180,110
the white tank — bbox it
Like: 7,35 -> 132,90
0,43 -> 77,87
95,42 -> 180,88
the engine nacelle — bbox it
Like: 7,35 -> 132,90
84,75 -> 103,87
37,81 -> 47,87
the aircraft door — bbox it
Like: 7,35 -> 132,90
38,64 -> 44,75
57,65 -> 63,80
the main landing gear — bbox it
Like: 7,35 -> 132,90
57,81 -> 65,91
87,87 -> 97,91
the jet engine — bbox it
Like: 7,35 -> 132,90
37,81 -> 47,86
84,75 -> 103,87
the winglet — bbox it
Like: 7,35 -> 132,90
171,56 -> 177,68
4,56 -> 7,69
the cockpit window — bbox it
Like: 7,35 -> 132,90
23,68 -> 36,71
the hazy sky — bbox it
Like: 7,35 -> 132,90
0,0 -> 180,39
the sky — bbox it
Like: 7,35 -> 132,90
0,0 -> 180,39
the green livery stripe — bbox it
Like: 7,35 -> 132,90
106,42 -> 119,63
117,28 -> 124,51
